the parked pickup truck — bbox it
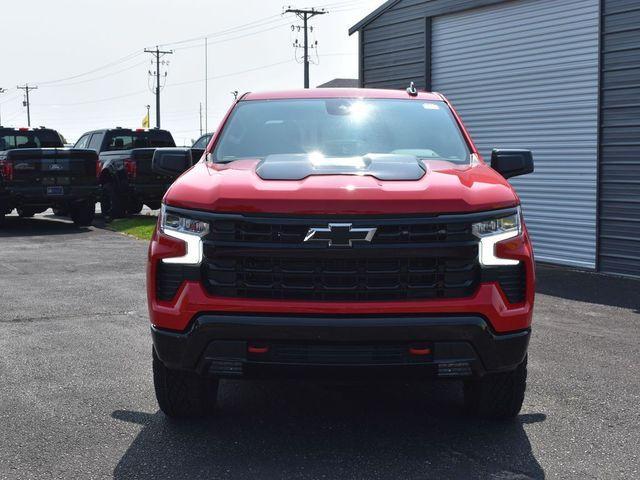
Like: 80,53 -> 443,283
74,128 -> 176,218
0,127 -> 98,226
148,88 -> 536,420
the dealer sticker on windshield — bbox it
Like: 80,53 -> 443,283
422,103 -> 440,110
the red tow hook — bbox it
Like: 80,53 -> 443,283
408,345 -> 432,356
247,344 -> 269,354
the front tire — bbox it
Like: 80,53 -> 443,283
153,349 -> 218,418
127,197 -> 144,215
464,356 -> 527,420
52,207 -> 68,217
69,201 -> 95,226
146,201 -> 161,211
17,207 -> 36,218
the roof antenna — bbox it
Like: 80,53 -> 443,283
406,81 -> 418,96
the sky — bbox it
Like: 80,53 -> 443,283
0,0 -> 382,145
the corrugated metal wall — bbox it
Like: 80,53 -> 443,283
431,0 -> 600,268
362,0 -> 427,89
359,0 -> 511,89
599,0 -> 640,276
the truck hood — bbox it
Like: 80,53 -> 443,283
165,158 -> 519,215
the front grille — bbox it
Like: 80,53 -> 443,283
201,213 -> 483,302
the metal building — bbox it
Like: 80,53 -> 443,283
350,0 -> 640,278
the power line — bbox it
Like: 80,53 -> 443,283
39,59 -> 148,89
37,52 -> 352,108
284,7 -> 328,88
166,59 -> 296,88
23,4 -> 367,92
144,47 -> 173,128
39,89 -> 148,107
17,84 -> 38,127
160,14 -> 284,48
35,51 -> 143,86
173,21 -> 292,52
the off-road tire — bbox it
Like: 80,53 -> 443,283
153,349 -> 218,418
17,208 -> 36,218
464,356 -> 527,420
127,198 -> 144,215
146,201 -> 162,211
52,208 -> 68,217
69,201 -> 95,226
100,182 -> 126,219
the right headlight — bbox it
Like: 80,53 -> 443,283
473,208 -> 522,266
160,204 -> 209,265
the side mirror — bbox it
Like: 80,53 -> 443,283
152,148 -> 193,177
491,149 -> 534,179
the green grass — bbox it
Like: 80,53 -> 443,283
109,216 -> 157,241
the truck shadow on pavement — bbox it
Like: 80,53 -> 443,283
112,380 -> 546,479
0,214 -> 92,237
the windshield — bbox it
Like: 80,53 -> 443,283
0,130 -> 63,149
213,98 -> 470,164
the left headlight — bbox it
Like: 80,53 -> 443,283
473,208 -> 522,266
160,204 -> 209,264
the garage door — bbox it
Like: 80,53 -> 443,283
432,0 -> 599,268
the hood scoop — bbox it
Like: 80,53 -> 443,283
255,153 -> 426,181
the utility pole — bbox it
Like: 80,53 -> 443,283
199,102 -> 203,136
0,88 -> 6,125
17,84 -> 37,127
285,7 -> 327,88
144,46 -> 173,128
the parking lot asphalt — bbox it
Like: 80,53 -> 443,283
0,212 -> 638,480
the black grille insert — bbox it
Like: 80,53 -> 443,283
204,255 -> 478,301
481,263 -> 526,304
156,263 -> 199,301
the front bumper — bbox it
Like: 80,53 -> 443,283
152,314 -> 530,379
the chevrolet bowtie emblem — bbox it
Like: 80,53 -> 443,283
304,223 -> 377,247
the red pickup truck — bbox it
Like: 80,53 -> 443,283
147,88 -> 535,419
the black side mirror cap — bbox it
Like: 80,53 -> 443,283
152,148 -> 194,177
491,149 -> 534,179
